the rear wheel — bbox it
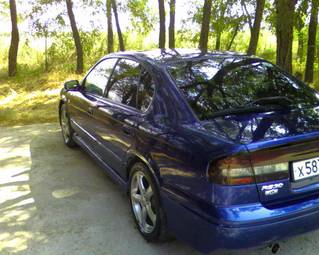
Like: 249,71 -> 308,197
129,162 -> 170,242
60,103 -> 76,148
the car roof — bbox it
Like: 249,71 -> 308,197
105,48 -> 255,66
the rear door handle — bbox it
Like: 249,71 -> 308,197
122,124 -> 133,135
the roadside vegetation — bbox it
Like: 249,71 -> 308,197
0,0 -> 319,126
0,67 -> 82,126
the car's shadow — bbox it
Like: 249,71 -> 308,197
0,124 -> 318,255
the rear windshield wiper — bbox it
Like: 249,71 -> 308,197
250,96 -> 293,106
205,105 -> 284,119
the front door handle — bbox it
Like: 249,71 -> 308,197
87,106 -> 94,116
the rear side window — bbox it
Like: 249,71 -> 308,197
106,59 -> 155,111
106,59 -> 140,107
138,68 -> 155,111
83,58 -> 117,96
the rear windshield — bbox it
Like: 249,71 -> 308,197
167,58 -> 319,120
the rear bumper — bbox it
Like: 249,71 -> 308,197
161,189 -> 319,253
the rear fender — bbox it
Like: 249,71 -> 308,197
125,150 -> 162,191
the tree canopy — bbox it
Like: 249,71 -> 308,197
0,0 -> 318,83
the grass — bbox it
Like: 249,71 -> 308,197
0,67 -> 82,127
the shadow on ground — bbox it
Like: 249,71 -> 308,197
1,124 -> 319,255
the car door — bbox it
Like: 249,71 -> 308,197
92,58 -> 155,178
67,58 -> 118,147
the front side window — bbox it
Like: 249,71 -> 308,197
106,59 -> 155,111
106,59 -> 140,107
83,58 -> 117,96
168,59 -> 319,120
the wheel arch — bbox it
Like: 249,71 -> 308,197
125,151 -> 161,192
58,100 -> 64,124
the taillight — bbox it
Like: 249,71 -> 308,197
253,162 -> 289,183
209,154 -> 255,185
209,155 -> 289,185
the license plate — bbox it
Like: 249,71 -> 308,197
292,157 -> 319,181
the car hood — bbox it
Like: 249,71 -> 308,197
201,106 -> 319,145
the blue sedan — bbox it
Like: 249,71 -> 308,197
59,49 -> 319,253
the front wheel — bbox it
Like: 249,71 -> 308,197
60,103 -> 77,148
129,162 -> 170,242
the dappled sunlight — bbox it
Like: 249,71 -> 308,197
0,185 -> 31,205
0,70 -> 82,127
0,231 -> 46,254
52,188 -> 80,199
0,124 -> 91,254
0,127 -> 50,254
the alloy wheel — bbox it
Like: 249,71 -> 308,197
130,170 -> 157,234
61,105 -> 70,143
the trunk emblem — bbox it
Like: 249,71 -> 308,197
261,183 -> 284,196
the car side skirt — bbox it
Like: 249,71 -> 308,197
73,133 -> 128,191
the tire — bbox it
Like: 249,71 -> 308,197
59,103 -> 77,148
129,162 -> 170,242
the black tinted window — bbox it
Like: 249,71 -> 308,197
138,68 -> 155,111
106,59 -> 155,111
106,59 -> 140,107
84,58 -> 117,96
168,59 -> 319,120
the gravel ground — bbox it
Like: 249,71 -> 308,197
1,123 -> 319,255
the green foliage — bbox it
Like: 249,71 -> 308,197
1,0 -> 319,126
0,1 -> 9,16
47,30 -> 108,71
127,0 -> 156,35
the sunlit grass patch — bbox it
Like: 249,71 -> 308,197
0,68 -> 82,127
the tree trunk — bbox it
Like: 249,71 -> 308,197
107,0 -> 114,53
295,6 -> 306,63
227,24 -> 239,51
8,0 -> 19,77
169,0 -> 175,48
305,0 -> 318,83
275,0 -> 296,73
297,30 -> 305,62
215,31 -> 221,50
45,32 -> 48,72
214,0 -> 230,51
111,0 -> 124,51
66,0 -> 83,74
158,0 -> 166,48
199,0 -> 213,51
247,0 -> 265,55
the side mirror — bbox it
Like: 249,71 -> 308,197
64,80 -> 80,91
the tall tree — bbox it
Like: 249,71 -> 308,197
66,0 -> 83,73
8,0 -> 19,77
199,0 -> 213,51
213,0 -> 231,50
169,0 -> 175,48
107,0 -> 114,53
111,0 -> 125,51
295,0 -> 308,64
275,0 -> 296,73
227,24 -> 240,50
304,0 -> 319,83
158,0 -> 166,48
247,0 -> 265,55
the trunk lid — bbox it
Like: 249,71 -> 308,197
203,106 -> 319,206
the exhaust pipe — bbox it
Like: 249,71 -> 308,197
269,243 -> 280,254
